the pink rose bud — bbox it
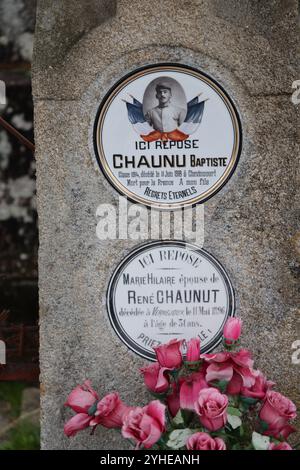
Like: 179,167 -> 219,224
64,380 -> 99,437
241,371 -> 274,400
194,387 -> 228,431
91,392 -> 131,429
223,317 -> 242,344
64,380 -> 99,413
186,337 -> 201,362
166,382 -> 181,417
64,413 -> 94,437
140,363 -> 170,394
122,400 -> 166,449
186,432 -> 226,450
268,442 -> 293,450
259,390 -> 297,439
180,372 -> 208,411
154,339 -> 183,369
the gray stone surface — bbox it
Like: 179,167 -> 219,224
33,0 -> 299,100
33,0 -> 300,449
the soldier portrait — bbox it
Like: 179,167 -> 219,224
143,77 -> 187,133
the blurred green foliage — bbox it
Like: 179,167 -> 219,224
0,382 -> 26,417
0,420 -> 40,450
0,382 -> 40,450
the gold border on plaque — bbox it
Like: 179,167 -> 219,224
94,64 -> 242,210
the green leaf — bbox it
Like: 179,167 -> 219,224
168,369 -> 180,381
227,406 -> 242,417
227,414 -> 242,429
88,402 -> 98,416
211,380 -> 228,393
166,429 -> 194,450
184,360 -> 202,371
223,338 -> 241,351
156,436 -> 168,450
239,396 -> 259,408
252,431 -> 270,450
231,443 -> 242,450
181,409 -> 195,426
172,410 -> 184,426
258,419 -> 269,433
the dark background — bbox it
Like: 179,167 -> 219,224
0,0 -> 39,449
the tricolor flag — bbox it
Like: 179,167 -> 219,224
124,95 -> 206,142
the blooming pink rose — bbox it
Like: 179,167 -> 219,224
194,387 -> 228,431
203,349 -> 253,369
186,432 -> 226,450
223,317 -> 242,344
186,337 -> 201,362
231,350 -> 258,389
154,339 -> 183,369
259,391 -> 297,439
231,349 -> 254,369
166,382 -> 181,417
91,392 -> 131,428
268,442 -> 293,450
64,380 -> 99,437
203,349 -> 257,393
180,372 -> 208,411
122,400 -> 166,449
205,362 -> 233,384
140,363 -> 170,394
241,372 -> 274,400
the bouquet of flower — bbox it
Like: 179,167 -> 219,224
64,318 -> 298,450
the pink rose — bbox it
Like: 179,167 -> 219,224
140,363 -> 170,394
231,349 -> 253,369
203,349 -> 253,369
122,400 -> 166,449
194,387 -> 228,431
241,372 -> 274,400
202,351 -> 230,363
205,362 -> 233,384
64,380 -> 99,437
203,349 -> 258,393
180,372 -> 208,411
64,380 -> 99,413
226,372 -> 243,395
259,391 -> 297,439
186,337 -> 201,362
91,392 -> 131,428
223,317 -> 242,344
186,432 -> 226,450
154,339 -> 183,369
166,382 -> 180,417
231,350 -> 258,388
64,413 -> 94,437
268,442 -> 293,450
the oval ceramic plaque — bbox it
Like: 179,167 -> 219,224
107,241 -> 235,360
94,63 -> 242,209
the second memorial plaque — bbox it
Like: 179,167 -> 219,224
107,241 -> 235,360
